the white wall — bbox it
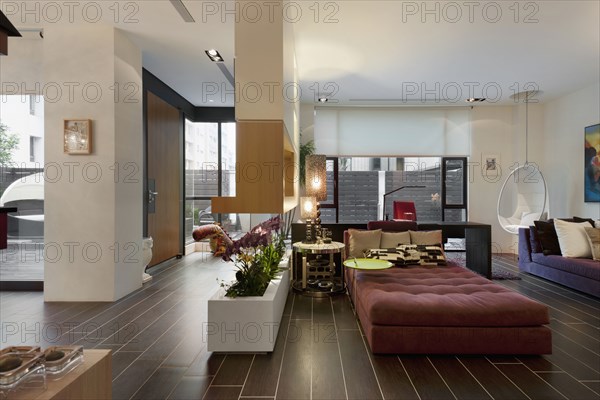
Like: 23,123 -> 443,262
542,83 -> 600,219
468,106 -> 517,253
113,28 -> 144,299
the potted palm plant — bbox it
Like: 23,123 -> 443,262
207,217 -> 290,352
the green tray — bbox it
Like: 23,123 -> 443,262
343,258 -> 393,270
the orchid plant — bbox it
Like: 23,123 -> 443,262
219,216 -> 287,297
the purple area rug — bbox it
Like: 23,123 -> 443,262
491,266 -> 522,280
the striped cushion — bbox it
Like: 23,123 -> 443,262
366,244 -> 446,266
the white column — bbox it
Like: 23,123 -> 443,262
43,25 -> 142,301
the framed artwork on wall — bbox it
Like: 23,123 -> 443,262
584,123 -> 600,202
64,119 -> 92,155
483,154 -> 500,178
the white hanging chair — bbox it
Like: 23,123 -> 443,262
497,90 -> 549,235
497,164 -> 548,234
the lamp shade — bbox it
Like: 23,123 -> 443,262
300,196 -> 317,219
306,154 -> 327,201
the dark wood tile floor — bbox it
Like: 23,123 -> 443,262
1,253 -> 599,400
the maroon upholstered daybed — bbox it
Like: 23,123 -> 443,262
344,221 -> 552,355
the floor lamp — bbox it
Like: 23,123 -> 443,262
305,155 -> 327,243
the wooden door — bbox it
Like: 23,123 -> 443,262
146,91 -> 181,266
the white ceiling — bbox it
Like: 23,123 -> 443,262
6,1 -> 600,106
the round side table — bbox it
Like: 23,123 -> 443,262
343,258 -> 393,301
292,241 -> 346,297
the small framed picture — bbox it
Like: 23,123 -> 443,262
482,154 -> 501,178
485,155 -> 499,171
64,119 -> 92,154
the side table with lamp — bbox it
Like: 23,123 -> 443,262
292,241 -> 346,297
292,155 -> 345,296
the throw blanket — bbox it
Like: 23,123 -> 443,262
192,224 -> 234,256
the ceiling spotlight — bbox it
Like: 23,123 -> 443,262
205,49 -> 224,62
466,98 -> 486,103
318,97 -> 328,103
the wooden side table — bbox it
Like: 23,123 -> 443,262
292,241 -> 346,296
11,349 -> 111,400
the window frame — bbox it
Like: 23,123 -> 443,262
321,156 -> 468,223
184,120 -> 236,243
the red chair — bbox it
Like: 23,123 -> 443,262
393,201 -> 417,221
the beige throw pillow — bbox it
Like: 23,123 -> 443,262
584,227 -> 600,261
554,219 -> 593,258
409,230 -> 443,246
380,231 -> 411,248
348,229 -> 382,258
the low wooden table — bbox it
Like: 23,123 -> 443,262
11,349 -> 111,400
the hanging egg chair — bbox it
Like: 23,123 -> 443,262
497,164 -> 548,234
497,91 -> 549,234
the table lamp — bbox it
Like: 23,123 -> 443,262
300,196 -> 317,243
305,155 -> 327,242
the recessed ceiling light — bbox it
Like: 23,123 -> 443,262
205,49 -> 224,62
318,97 -> 328,103
466,98 -> 486,103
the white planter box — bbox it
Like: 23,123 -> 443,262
207,261 -> 290,352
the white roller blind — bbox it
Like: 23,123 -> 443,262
314,107 -> 471,156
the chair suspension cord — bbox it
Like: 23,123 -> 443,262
525,91 -> 529,165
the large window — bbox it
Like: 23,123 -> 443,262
0,95 -> 45,283
321,157 -> 467,224
184,120 -> 237,243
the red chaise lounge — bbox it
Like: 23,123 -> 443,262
345,221 -> 552,355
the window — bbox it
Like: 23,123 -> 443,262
29,94 -> 36,115
29,136 -> 41,162
321,157 -> 467,224
1,95 -> 45,283
184,120 -> 237,243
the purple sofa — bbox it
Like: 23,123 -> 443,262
519,227 -> 600,297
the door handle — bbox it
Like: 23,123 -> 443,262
148,191 -> 158,203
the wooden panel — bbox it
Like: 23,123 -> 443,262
311,299 -> 346,400
168,376 -> 211,400
147,91 -> 181,265
369,355 -> 419,400
430,357 -> 492,400
241,315 -> 290,397
457,357 -> 528,400
400,356 -> 454,400
212,120 -> 296,214
538,372 -> 599,400
338,329 -> 382,400
132,367 -> 186,400
5,250 -> 600,400
276,320 -> 311,400
495,364 -> 565,400
210,354 -> 254,386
